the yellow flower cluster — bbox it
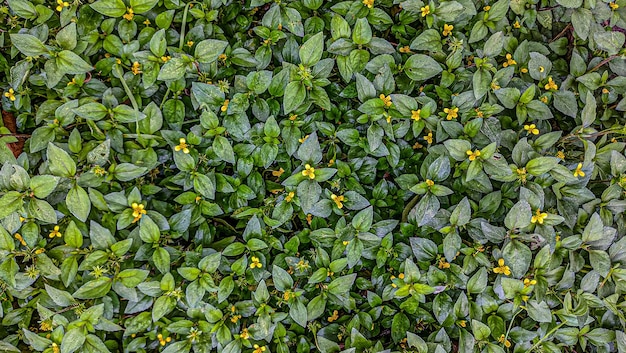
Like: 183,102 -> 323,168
56,0 -> 69,12
331,194 -> 345,209
380,94 -> 392,107
157,334 -> 171,346
175,138 -> 190,153
131,203 -> 146,223
302,164 -> 316,179
493,258 -> 511,276
524,124 -> 539,135
503,54 -> 516,67
531,209 -> 548,224
49,225 -> 62,238
444,107 -> 458,120
466,149 -> 481,161
4,88 -> 16,101
123,7 -> 134,21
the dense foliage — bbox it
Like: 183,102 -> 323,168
1,0 -> 626,352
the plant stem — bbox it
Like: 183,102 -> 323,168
525,322 -> 566,353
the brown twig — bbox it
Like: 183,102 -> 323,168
550,24 -> 571,43
588,54 -> 619,73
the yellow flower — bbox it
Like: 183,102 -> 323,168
520,67 -> 528,73
362,0 -> 374,8
531,209 -> 548,225
39,319 -> 53,332
539,66 -> 545,73
342,240 -> 350,246
411,109 -> 421,121
273,168 -> 285,177
187,40 -> 194,47
442,24 -> 454,36
380,94 -> 392,107
475,108 -> 484,118
513,20 -> 521,28
503,53 -> 517,67
283,290 -> 291,301
438,257 -> 450,269
444,107 -> 458,120
426,179 -> 435,187
302,164 -> 316,179
161,55 -> 171,62
498,334 -> 512,348
115,58 -> 122,65
131,203 -> 147,223
609,1 -> 619,9
230,314 -> 241,323
221,99 -> 229,112
602,88 -> 610,94
250,256 -> 262,269
540,96 -> 549,103
131,61 -> 141,75
253,345 -> 266,353
493,258 -> 511,276
544,76 -> 558,91
491,81 -> 501,90
399,46 -> 411,53
289,114 -> 298,121
143,19 -> 151,25
328,310 -> 339,322
524,124 -> 539,135
123,7 -> 134,21
421,5 -> 430,16
413,141 -> 423,149
331,194 -> 345,209
285,191 -> 295,202
175,138 -> 190,154
398,273 -> 405,279
67,78 -> 77,86
424,131 -> 433,144
52,343 -> 60,353
15,233 -> 26,246
35,248 -> 45,254
299,135 -> 309,143
556,150 -> 565,159
4,88 -> 16,101
240,328 -> 250,340
306,213 -> 313,224
483,5 -> 491,10
523,278 -> 537,287
49,226 -> 62,238
466,149 -> 481,161
385,114 -> 392,124
56,0 -> 69,12
218,53 -> 228,61
574,163 -> 585,177
458,320 -> 467,327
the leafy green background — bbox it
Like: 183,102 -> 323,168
1,0 -> 626,352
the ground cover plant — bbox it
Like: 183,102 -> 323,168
1,0 -> 626,352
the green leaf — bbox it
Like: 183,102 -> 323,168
153,246 -> 170,274
352,18 -> 372,45
300,32 -> 324,67
67,184 -> 91,222
90,0 -> 126,17
9,33 -> 48,56
47,143 -> 76,177
504,200 -> 532,230
61,328 -> 86,353
404,54 -> 443,81
283,81 -> 306,114
213,135 -> 236,164
73,277 -> 112,299
195,39 -> 229,64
